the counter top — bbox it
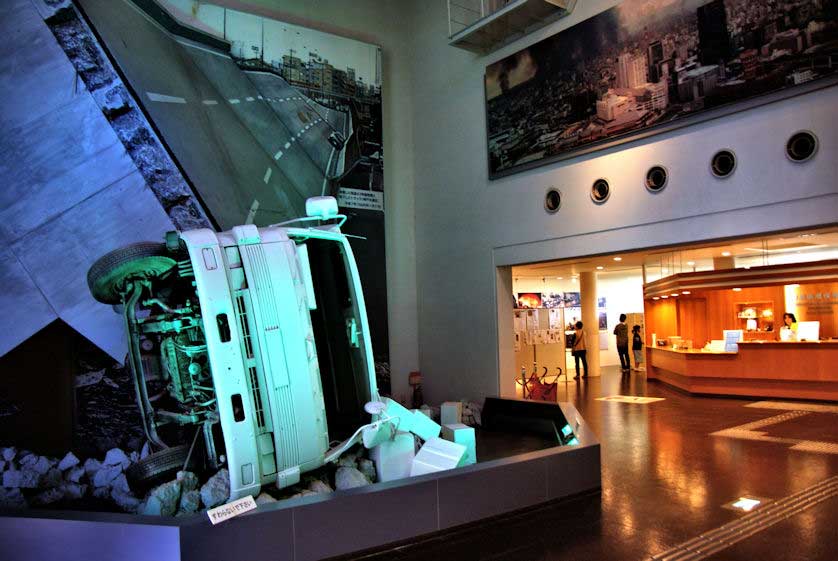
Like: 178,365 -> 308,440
650,347 -> 736,355
738,340 -> 838,345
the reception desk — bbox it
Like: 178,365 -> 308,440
647,341 -> 838,401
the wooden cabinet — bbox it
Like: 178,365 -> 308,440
735,300 -> 774,338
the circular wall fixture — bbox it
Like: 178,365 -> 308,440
710,149 -> 736,178
590,178 -> 611,204
786,130 -> 818,163
544,187 -> 562,213
645,165 -> 668,192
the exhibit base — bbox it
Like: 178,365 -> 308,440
0,401 -> 600,561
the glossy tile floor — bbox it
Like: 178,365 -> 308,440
340,367 -> 838,560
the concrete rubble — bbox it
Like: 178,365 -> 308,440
200,469 -> 230,509
335,467 -> 371,490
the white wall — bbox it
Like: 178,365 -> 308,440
407,1 -> 838,403
224,0 -> 419,402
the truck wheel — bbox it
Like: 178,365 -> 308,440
87,242 -> 175,304
126,444 -> 199,493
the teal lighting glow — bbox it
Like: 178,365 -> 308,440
561,424 -> 573,437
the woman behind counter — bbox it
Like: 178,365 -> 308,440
780,312 -> 798,341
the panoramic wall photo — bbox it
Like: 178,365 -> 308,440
485,0 -> 838,177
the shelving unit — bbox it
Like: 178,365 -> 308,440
735,301 -> 774,339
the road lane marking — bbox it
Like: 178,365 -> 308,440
274,150 -> 283,160
284,142 -> 291,149
202,99 -> 218,105
257,95 -> 263,100
229,99 -> 240,104
246,97 -> 255,101
245,199 -> 259,225
263,167 -> 272,183
147,92 -> 186,104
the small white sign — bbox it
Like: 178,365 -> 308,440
206,495 -> 257,525
338,187 -> 384,212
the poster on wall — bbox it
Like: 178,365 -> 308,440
517,293 -> 544,308
485,0 -> 838,178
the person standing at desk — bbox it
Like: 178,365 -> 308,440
572,321 -> 588,379
780,312 -> 798,341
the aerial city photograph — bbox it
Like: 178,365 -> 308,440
485,0 -> 838,176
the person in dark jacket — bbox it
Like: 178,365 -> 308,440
614,314 -> 629,373
632,324 -> 643,371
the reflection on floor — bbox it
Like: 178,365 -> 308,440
340,366 -> 838,561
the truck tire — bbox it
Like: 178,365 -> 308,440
126,444 -> 198,493
87,242 -> 175,304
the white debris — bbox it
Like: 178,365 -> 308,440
66,466 -> 85,483
335,467 -> 370,490
3,469 -> 40,488
93,464 -> 122,488
141,481 -> 182,517
58,452 -> 81,471
0,487 -> 27,509
177,490 -> 201,514
103,448 -> 131,469
307,479 -> 333,494
255,492 -> 278,505
200,469 -> 230,509
74,369 -> 105,388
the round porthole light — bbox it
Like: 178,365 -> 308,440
786,131 -> 818,163
711,149 -> 736,178
591,178 -> 611,204
544,188 -> 562,213
645,165 -> 668,192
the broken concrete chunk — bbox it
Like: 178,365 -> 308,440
142,480 -> 182,516
32,456 -> 54,475
112,489 -> 141,513
129,451 -> 139,463
177,490 -> 201,515
103,448 -> 130,469
31,487 -> 64,505
3,469 -> 40,488
337,455 -> 358,468
1,447 -> 16,462
0,460 -> 6,472
19,453 -> 37,467
60,483 -> 87,500
358,459 -> 376,482
74,369 -> 105,388
111,473 -> 131,495
83,458 -> 102,477
255,492 -> 278,505
307,479 -> 333,494
66,466 -> 85,483
200,469 -> 229,509
335,467 -> 370,491
0,487 -> 27,509
41,467 -> 63,489
176,471 -> 199,492
92,486 -> 111,500
57,452 -> 80,471
93,464 -> 122,488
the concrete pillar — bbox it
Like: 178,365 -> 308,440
580,272 -> 600,377
495,266 -> 516,398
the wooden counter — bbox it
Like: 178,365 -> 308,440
647,342 -> 838,401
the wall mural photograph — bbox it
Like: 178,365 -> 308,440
485,0 -> 838,177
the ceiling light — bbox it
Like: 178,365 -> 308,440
596,266 -> 604,270
722,251 -> 731,257
730,497 -> 761,512
556,276 -> 563,280
682,290 -> 691,295
671,293 -> 679,297
661,295 -> 669,299
687,261 -> 695,266
613,257 -> 622,261
733,287 -> 742,292
652,297 -> 660,300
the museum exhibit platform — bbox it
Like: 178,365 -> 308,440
0,401 -> 600,561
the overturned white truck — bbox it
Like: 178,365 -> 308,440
88,196 -> 461,502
